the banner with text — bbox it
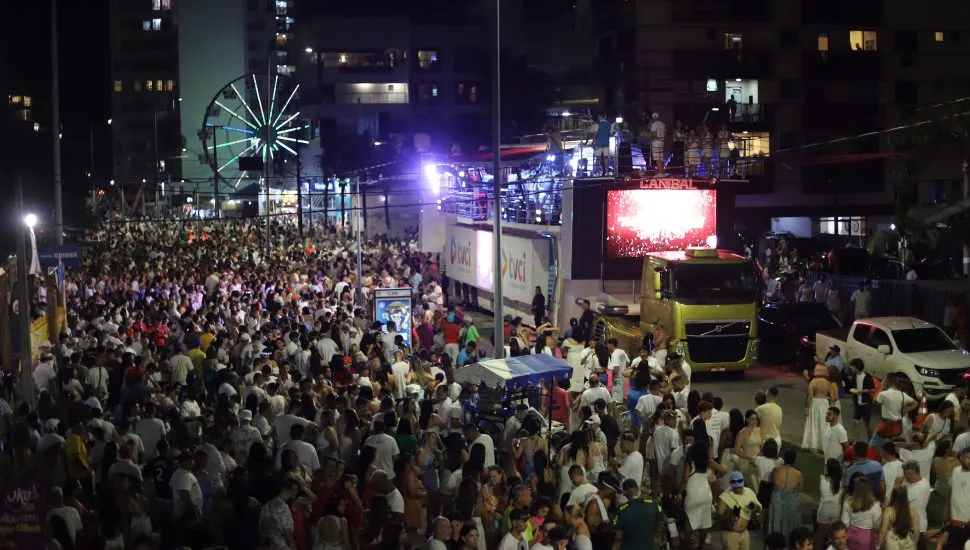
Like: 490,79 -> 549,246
443,225 -> 551,305
0,477 -> 48,546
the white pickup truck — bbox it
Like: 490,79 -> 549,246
815,316 -> 970,400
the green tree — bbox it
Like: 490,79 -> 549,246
886,88 -> 970,275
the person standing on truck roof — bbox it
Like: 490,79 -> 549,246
652,320 -> 669,366
850,281 -> 872,321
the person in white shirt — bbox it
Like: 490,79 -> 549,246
135,403 -> 169,460
427,516 -> 453,550
607,338 -> 630,405
614,432 -> 644,486
275,423 -> 320,472
462,424 -> 495,468
372,470 -> 405,516
870,375 -> 917,449
169,352 -> 193,386
565,465 -> 598,508
170,452 -> 203,521
274,403 -> 314,447
364,420 -> 401,479
498,507 -> 530,550
850,282 -> 871,320
580,376 -> 612,413
950,447 -> 970,526
881,442 -> 904,505
652,411 -> 681,492
231,410 -> 264,463
389,350 -> 412,400
823,406 -> 850,463
33,354 -> 57,394
901,460 -> 930,535
84,361 -> 110,400
635,380 -> 664,422
897,433 -> 936,480
47,487 -> 83,545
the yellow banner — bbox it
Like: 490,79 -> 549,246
29,307 -> 65,368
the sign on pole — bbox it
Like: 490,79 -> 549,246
38,245 -> 81,268
373,288 -> 413,350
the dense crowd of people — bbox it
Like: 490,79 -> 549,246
0,217 -> 969,550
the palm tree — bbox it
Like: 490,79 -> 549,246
886,92 -> 970,275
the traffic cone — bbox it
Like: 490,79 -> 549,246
913,395 -> 929,431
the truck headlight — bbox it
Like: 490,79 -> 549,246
915,365 -> 941,378
674,341 -> 686,356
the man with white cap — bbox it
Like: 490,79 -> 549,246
230,409 -> 263,464
33,351 -> 57,394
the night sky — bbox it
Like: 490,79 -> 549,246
3,1 -> 109,251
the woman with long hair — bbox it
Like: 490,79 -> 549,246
682,442 -> 715,550
816,458 -> 844,550
767,448 -> 802,540
733,409 -> 763,489
454,478 -> 488,550
878,486 -> 918,550
841,477 -> 883,550
754,438 -> 782,509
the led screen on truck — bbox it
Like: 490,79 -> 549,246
605,189 -> 717,257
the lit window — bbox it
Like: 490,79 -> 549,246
724,33 -> 742,50
431,85 -> 439,97
417,50 -> 439,70
156,80 -> 163,91
33,123 -> 40,132
10,96 -> 21,104
165,80 -> 175,91
134,81 -> 142,91
849,30 -> 877,51
142,20 -> 151,31
152,18 -> 162,31
819,216 -> 867,236
706,79 -> 718,92
22,96 -> 31,107
935,31 -> 945,42
152,0 -> 171,10
817,32 -> 829,52
114,80 -> 123,92
146,80 -> 154,91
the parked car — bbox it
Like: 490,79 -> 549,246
814,317 -> 970,400
758,302 -> 843,369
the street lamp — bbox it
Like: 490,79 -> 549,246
23,213 -> 37,229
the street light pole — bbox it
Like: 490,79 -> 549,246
356,176 -> 364,307
51,0 -> 64,245
492,0 -> 504,359
16,179 -> 34,407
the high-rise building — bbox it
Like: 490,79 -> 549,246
109,0 -> 286,191
635,0 -> 970,236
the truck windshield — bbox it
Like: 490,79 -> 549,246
671,263 -> 758,304
891,328 -> 958,353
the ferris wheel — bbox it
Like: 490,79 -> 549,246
200,73 -> 310,188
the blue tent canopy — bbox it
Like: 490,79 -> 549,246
454,354 -> 573,388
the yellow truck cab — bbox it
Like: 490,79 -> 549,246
642,248 -> 760,373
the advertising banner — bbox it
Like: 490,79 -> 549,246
444,225 -> 477,285
443,225 -> 550,306
0,477 -> 48,546
373,288 -> 413,350
38,245 -> 82,268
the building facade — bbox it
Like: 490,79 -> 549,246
635,0 -> 970,238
